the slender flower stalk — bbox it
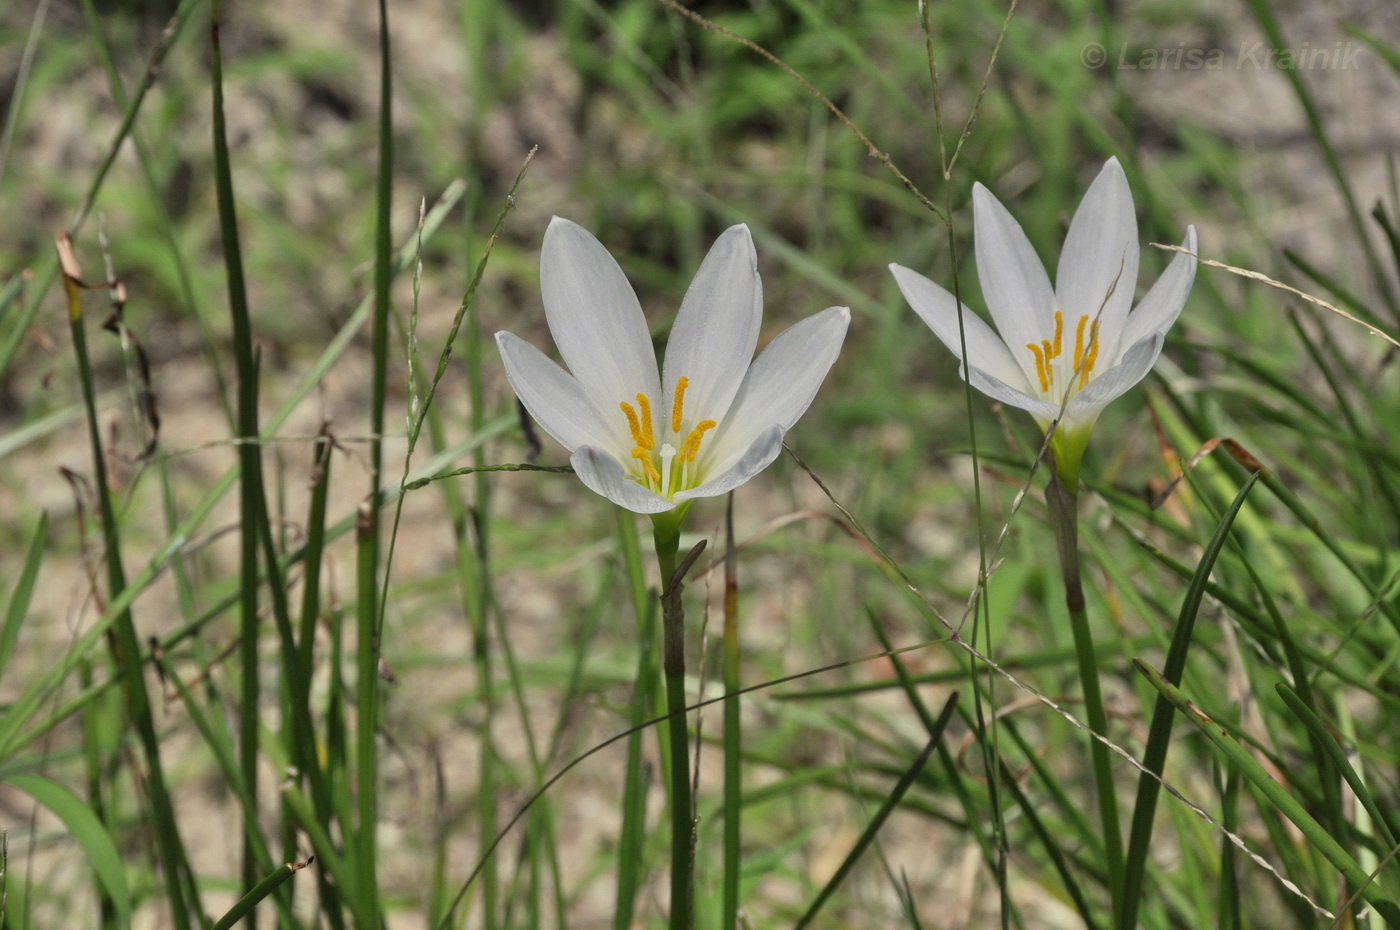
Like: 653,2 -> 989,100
891,159 -> 1197,923
498,218 -> 848,930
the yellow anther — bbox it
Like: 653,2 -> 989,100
1041,340 -> 1056,387
621,400 -> 646,450
631,447 -> 660,485
671,376 -> 689,434
680,419 -> 717,464
1049,311 -> 1064,359
1072,315 -> 1089,373
620,397 -> 654,451
620,401 -> 645,447
635,393 -> 655,449
1079,321 -> 1101,389
1025,343 -> 1050,393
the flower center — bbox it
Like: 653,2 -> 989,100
618,375 -> 717,497
1024,310 -> 1100,397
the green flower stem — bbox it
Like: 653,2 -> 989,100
652,509 -> 694,930
1045,469 -> 1123,923
721,495 -> 741,930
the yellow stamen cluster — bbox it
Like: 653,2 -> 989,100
1025,311 -> 1064,392
1025,310 -> 1100,394
618,375 -> 717,494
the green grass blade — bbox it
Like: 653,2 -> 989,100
793,693 -> 957,929
208,0 -> 270,911
869,614 -> 1095,928
1133,659 -> 1400,923
0,513 -> 46,681
0,0 -> 197,379
350,0 -> 395,920
57,235 -> 199,930
209,861 -> 312,930
8,774 -> 131,929
1276,683 -> 1400,852
1119,471 -> 1259,930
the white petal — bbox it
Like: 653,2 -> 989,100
966,365 -> 1064,421
496,332 -> 618,453
569,446 -> 675,514
660,225 -> 763,437
1067,333 -> 1163,417
1120,226 -> 1197,352
1056,157 -> 1140,360
973,182 -> 1058,384
701,306 -> 849,471
889,263 -> 1030,391
672,425 -> 784,503
540,217 -> 662,416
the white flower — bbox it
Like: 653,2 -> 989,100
498,218 -> 850,514
890,157 -> 1196,482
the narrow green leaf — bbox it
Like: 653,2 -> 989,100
209,860 -> 311,930
1134,659 -> 1400,922
1276,683 -> 1400,852
0,513 -> 46,680
793,693 -> 958,929
1120,472 -> 1258,930
8,774 -> 131,929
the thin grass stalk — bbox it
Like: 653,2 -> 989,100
298,434 -> 332,678
1217,765 -> 1243,930
1155,375 -> 1400,640
157,654 -> 302,929
793,696 -> 957,929
0,514 -> 46,699
57,236 -> 196,930
79,659 -> 116,927
464,217 -> 498,930
0,449 -> 503,768
486,597 -> 568,926
383,163 -> 534,927
1119,472 -> 1258,930
255,500 -> 321,924
78,0 -> 234,426
1045,470 -> 1124,923
0,0 -> 196,379
352,499 -> 381,928
210,860 -> 312,930
207,0 -> 269,915
868,614 -> 1092,928
1277,684 -> 1400,851
721,494 -> 741,930
1284,310 -> 1400,530
614,510 -> 656,930
350,0 -> 396,921
918,15 -> 1014,907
